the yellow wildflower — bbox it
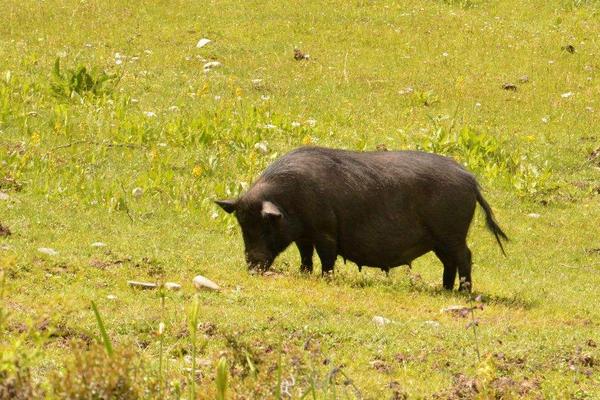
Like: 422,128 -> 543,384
192,165 -> 203,177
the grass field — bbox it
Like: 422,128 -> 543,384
1,0 -> 600,398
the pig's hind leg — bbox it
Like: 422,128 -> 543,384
434,244 -> 472,291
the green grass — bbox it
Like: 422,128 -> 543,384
1,0 -> 600,398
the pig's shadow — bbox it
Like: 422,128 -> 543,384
306,267 -> 535,310
281,263 -> 535,310
406,282 -> 536,310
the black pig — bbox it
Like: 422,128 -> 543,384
216,146 -> 507,290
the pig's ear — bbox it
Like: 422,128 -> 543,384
215,199 -> 237,214
261,201 -> 282,219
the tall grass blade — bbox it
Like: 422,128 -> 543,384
188,294 -> 200,400
90,300 -> 113,357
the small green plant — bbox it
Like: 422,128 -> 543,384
0,363 -> 43,400
50,58 -> 119,99
416,125 -> 556,198
411,90 -> 440,107
216,357 -> 229,400
50,344 -> 158,399
461,280 -> 484,363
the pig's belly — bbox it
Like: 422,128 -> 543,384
338,227 -> 434,268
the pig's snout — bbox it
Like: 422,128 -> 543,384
245,251 -> 273,271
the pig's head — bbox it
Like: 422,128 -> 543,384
215,197 -> 295,271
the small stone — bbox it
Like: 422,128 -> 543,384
38,247 -> 59,256
527,213 -> 541,218
372,316 -> 392,326
0,192 -> 9,201
203,61 -> 222,72
561,92 -> 573,98
91,242 -> 107,248
193,275 -> 220,291
164,282 -> 182,291
0,224 -> 11,237
127,280 -> 158,289
502,83 -> 517,91
132,187 -> 143,198
518,75 -> 529,83
254,141 -> 269,154
196,38 -> 212,48
293,49 -> 310,60
107,294 -> 117,300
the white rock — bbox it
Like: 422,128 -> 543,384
38,247 -> 59,256
107,294 -> 117,300
203,61 -> 222,72
91,242 -> 107,248
424,320 -> 440,328
372,316 -> 391,326
561,92 -> 573,98
196,38 -> 212,48
132,187 -> 143,198
0,192 -> 9,201
127,280 -> 158,289
164,282 -> 182,291
527,213 -> 541,218
193,275 -> 220,291
254,141 -> 269,154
